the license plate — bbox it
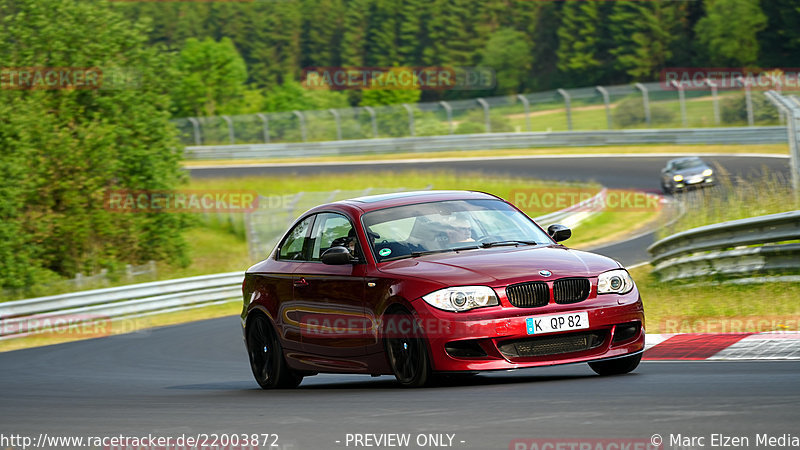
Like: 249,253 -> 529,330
526,312 -> 589,335
688,176 -> 704,184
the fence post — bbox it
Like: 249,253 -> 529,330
516,94 -> 531,132
476,98 -> 491,133
557,89 -> 572,131
221,115 -> 235,144
329,109 -> 342,140
286,192 -> 304,225
765,91 -> 800,193
596,86 -> 612,130
439,101 -> 454,134
705,79 -> 720,125
292,110 -> 307,142
256,113 -> 270,143
736,77 -> 755,127
634,83 -> 651,127
670,81 -> 688,127
402,104 -> 415,137
187,117 -> 202,146
362,106 -> 378,138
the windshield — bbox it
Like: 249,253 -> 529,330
362,199 -> 552,262
673,159 -> 704,170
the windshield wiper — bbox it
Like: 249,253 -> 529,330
480,240 -> 538,248
411,245 -> 480,258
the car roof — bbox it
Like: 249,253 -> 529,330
334,190 -> 501,213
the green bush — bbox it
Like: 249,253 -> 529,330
721,94 -> 779,124
455,110 -> 514,134
613,97 -> 676,127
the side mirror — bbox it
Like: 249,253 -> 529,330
321,246 -> 357,265
547,224 -> 572,243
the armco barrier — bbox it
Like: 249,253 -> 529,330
185,127 -> 787,160
647,210 -> 800,281
0,272 -> 243,339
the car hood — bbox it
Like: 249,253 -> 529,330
377,245 -> 621,287
675,165 -> 711,177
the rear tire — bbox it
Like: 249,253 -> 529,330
588,353 -> 642,376
246,314 -> 303,389
384,309 -> 432,387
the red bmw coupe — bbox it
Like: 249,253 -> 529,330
241,190 -> 645,388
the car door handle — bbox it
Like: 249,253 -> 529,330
293,278 -> 309,287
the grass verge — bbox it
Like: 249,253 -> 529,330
632,265 -> 800,334
660,166 -> 799,238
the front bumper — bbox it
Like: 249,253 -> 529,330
412,290 -> 645,372
673,176 -> 714,191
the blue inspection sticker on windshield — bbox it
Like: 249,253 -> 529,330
378,248 -> 392,257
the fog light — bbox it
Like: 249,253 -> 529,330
613,323 -> 640,343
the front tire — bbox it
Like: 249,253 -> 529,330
246,314 -> 303,389
384,309 -> 432,387
588,353 -> 642,376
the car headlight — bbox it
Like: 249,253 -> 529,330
422,286 -> 499,312
597,269 -> 634,295
673,174 -> 684,182
702,169 -> 713,177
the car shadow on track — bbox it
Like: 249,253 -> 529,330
167,371 -> 619,391
271,372 -> 604,391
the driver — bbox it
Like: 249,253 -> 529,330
444,216 -> 475,243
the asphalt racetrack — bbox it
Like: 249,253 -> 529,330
0,154 -> 795,450
1,317 -> 798,449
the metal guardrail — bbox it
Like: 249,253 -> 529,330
184,127 -> 787,160
0,272 -> 243,339
647,210 -> 800,282
0,193 -> 605,339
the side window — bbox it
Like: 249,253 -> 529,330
278,215 -> 314,261
309,213 -> 359,261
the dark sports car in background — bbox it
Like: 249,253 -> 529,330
660,156 -> 715,193
241,190 -> 645,388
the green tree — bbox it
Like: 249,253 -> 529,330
556,2 -> 604,85
262,78 -> 350,112
609,2 -> 682,81
0,0 -> 187,290
171,37 -> 248,117
758,0 -> 800,67
480,28 -> 532,94
301,0 -> 345,68
695,0 -> 767,66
